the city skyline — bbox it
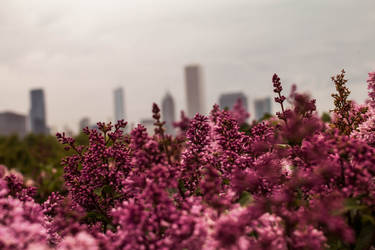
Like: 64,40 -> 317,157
0,70 -> 273,136
0,0 -> 374,132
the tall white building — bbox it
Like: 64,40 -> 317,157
254,97 -> 272,121
185,65 -> 204,117
162,92 -> 176,135
114,87 -> 125,123
30,89 -> 48,134
219,92 -> 248,111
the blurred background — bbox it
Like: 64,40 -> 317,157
0,0 -> 374,136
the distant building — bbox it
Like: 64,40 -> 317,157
30,89 -> 48,134
219,92 -> 248,111
0,112 -> 26,137
162,92 -> 176,135
140,119 -> 154,135
79,117 -> 90,132
63,125 -> 74,137
254,97 -> 272,120
88,124 -> 99,131
114,87 -> 125,123
185,65 -> 204,117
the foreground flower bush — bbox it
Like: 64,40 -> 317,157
1,70 -> 375,249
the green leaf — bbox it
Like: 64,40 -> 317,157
239,191 -> 253,207
167,187 -> 178,196
355,223 -> 375,250
327,239 -> 349,250
222,178 -> 230,185
178,179 -> 186,193
84,211 -> 106,223
276,144 -> 290,149
94,187 -> 104,197
362,214 -> 375,225
343,198 -> 367,213
102,185 -> 113,195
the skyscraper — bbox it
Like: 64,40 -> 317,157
0,111 -> 26,137
30,89 -> 48,134
254,97 -> 272,121
185,65 -> 204,117
219,92 -> 248,111
162,92 -> 176,135
114,87 -> 125,123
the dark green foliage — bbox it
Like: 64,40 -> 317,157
74,132 -> 90,146
0,133 -> 69,201
321,112 -> 331,123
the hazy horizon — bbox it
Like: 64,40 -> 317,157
0,0 -> 374,133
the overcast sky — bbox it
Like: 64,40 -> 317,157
0,0 -> 374,133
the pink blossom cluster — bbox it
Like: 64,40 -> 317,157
1,71 -> 375,249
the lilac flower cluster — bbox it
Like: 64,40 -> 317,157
0,165 -> 48,249
2,71 -> 375,249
